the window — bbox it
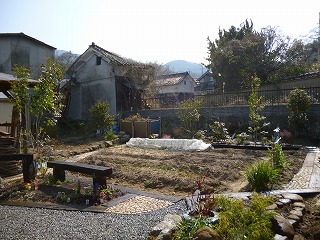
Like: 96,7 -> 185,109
96,56 -> 102,65
184,80 -> 186,85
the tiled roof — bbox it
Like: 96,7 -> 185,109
155,72 -> 190,86
67,43 -> 146,74
90,43 -> 136,66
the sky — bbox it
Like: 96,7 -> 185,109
1,0 -> 320,64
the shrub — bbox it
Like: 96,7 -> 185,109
268,143 -> 289,169
177,99 -> 202,138
286,88 -> 311,136
174,194 -> 275,240
105,131 -> 116,141
173,215 -> 208,240
213,193 -> 275,240
89,101 -> 116,136
245,161 -> 279,192
208,121 -> 229,142
194,130 -> 206,140
236,132 -> 250,145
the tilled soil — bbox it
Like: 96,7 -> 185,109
70,144 -> 306,198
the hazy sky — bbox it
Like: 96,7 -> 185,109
1,0 -> 319,64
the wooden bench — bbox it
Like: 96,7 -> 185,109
47,160 -> 112,187
0,154 -> 36,183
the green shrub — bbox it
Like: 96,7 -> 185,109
209,121 -> 229,142
268,143 -> 288,169
89,101 -> 116,136
286,88 -> 311,136
213,193 -> 275,240
105,131 -> 116,141
245,161 -> 279,192
177,99 -> 202,138
236,132 -> 250,145
173,215 -> 208,240
174,194 -> 275,240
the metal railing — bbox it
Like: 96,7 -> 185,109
142,87 -> 320,109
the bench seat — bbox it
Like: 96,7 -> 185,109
47,160 -> 112,187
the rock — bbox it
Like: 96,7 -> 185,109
293,207 -> 305,214
287,214 -> 301,221
293,234 -> 305,240
282,194 -> 303,203
288,219 -> 299,228
266,203 -> 278,211
149,214 -> 182,240
289,210 -> 303,218
279,198 -> 292,205
104,141 -> 113,147
274,234 -> 288,240
272,214 -> 295,239
292,202 -> 305,209
192,226 -> 220,240
275,201 -> 284,208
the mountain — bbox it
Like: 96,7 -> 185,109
55,50 -> 68,56
164,60 -> 207,79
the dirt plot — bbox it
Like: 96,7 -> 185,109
38,141 -> 320,238
74,144 -> 306,198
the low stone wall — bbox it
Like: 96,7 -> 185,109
121,104 -> 320,139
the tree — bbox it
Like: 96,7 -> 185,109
286,89 -> 311,136
55,51 -> 78,71
11,59 -> 64,154
248,76 -> 269,145
11,66 -> 32,153
206,21 -> 310,91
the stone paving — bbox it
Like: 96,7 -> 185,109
104,195 -> 174,214
286,147 -> 320,190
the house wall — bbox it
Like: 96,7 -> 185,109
0,35 -> 54,78
158,75 -> 195,94
67,55 -> 117,120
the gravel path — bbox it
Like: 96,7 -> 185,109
0,201 -> 187,239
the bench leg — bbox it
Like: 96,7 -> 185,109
22,157 -> 36,183
53,166 -> 65,182
93,174 -> 106,187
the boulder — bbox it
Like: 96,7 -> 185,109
282,194 -> 303,203
272,214 -> 295,239
274,234 -> 288,240
192,226 -> 220,240
293,234 -> 305,240
289,210 -> 303,218
149,214 -> 182,240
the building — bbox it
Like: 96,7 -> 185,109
0,32 -> 56,78
154,72 -> 196,107
65,43 -> 154,120
0,33 -> 53,134
195,70 -> 216,95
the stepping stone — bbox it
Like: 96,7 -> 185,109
282,193 -> 303,202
